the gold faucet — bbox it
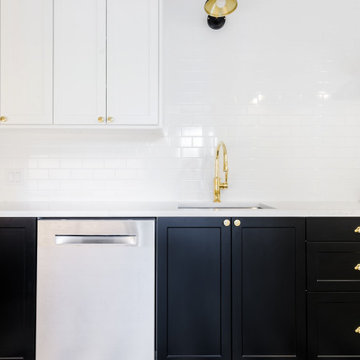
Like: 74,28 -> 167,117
214,141 -> 229,202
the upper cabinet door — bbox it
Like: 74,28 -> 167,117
107,0 -> 159,126
0,0 -> 52,125
54,0 -> 106,125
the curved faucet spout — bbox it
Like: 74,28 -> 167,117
214,141 -> 229,202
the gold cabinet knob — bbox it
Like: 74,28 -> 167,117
234,219 -> 241,227
355,227 -> 360,234
355,327 -> 360,334
107,116 -> 114,123
98,116 -> 104,123
0,116 -> 7,123
355,264 -> 360,271
223,219 -> 230,227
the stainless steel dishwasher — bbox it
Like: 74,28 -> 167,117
36,219 -> 155,360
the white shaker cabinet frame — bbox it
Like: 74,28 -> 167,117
0,0 -> 160,128
54,0 -> 160,127
0,0 -> 53,125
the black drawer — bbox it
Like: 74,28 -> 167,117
308,293 -> 360,360
308,243 -> 360,291
307,217 -> 360,242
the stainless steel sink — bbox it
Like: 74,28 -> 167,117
177,202 -> 272,210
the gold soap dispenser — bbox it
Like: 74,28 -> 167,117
213,141 -> 228,202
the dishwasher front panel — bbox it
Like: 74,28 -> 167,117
36,219 -> 155,360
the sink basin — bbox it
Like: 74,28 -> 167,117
177,202 -> 272,210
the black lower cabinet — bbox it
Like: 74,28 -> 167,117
308,293 -> 360,359
232,218 -> 306,360
0,218 -> 36,360
157,217 -> 306,360
157,217 -> 231,360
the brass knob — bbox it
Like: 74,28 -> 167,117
107,116 -> 113,123
234,219 -> 241,227
0,116 -> 7,123
355,264 -> 360,271
223,219 -> 230,227
355,227 -> 360,234
98,116 -> 104,123
355,327 -> 360,334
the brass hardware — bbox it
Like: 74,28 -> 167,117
214,141 -> 229,203
355,327 -> 360,334
97,116 -> 104,123
107,117 -> 114,123
204,0 -> 238,17
0,116 -> 7,123
223,219 -> 230,227
355,264 -> 360,271
234,219 -> 241,227
355,227 -> 360,234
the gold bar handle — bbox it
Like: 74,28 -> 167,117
355,327 -> 360,334
0,116 -> 7,123
355,227 -> 360,233
355,264 -> 360,271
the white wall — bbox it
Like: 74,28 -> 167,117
1,0 -> 360,202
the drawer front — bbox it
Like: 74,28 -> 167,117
308,243 -> 360,291
308,293 -> 360,360
307,217 -> 360,242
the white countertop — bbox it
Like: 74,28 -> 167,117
0,201 -> 360,217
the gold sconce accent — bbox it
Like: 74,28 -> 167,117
0,116 -> 7,123
355,327 -> 360,334
204,0 -> 238,30
355,264 -> 360,271
355,227 -> 360,234
214,141 -> 228,203
204,0 -> 238,17
98,116 -> 104,123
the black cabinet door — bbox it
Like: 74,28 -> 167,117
232,218 -> 306,360
157,217 -> 231,360
308,293 -> 360,359
0,218 -> 36,360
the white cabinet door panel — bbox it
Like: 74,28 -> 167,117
0,0 -> 52,125
107,0 -> 159,126
54,0 -> 106,125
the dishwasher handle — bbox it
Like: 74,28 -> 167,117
55,235 -> 138,246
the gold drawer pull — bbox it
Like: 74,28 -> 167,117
355,227 -> 360,233
98,116 -> 104,123
0,116 -> 7,123
355,327 -> 360,334
107,116 -> 113,123
355,264 -> 360,271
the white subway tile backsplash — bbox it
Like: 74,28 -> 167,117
60,159 -> 83,169
38,159 -> 60,169
28,169 -> 49,180
0,0 -> 359,202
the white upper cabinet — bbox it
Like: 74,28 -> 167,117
107,0 -> 159,126
54,0 -> 106,125
54,0 -> 159,127
0,0 -> 52,125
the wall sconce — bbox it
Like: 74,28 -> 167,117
204,0 -> 238,30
